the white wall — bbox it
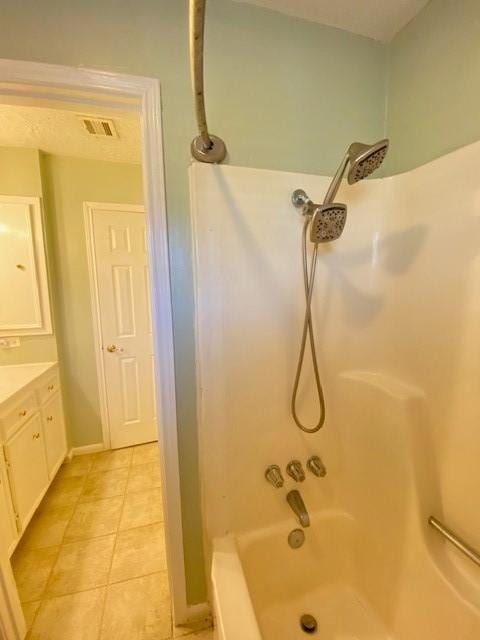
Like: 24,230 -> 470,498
191,141 -> 480,627
191,164 -> 349,537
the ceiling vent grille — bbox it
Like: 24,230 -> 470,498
78,115 -> 119,138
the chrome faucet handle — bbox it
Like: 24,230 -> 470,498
286,460 -> 305,482
265,465 -> 284,488
307,455 -> 327,478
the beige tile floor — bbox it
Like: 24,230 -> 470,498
11,443 -> 213,640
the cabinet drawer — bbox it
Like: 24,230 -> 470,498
42,394 -> 67,478
5,413 -> 49,530
0,392 -> 38,439
36,372 -> 60,405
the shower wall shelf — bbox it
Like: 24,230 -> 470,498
429,516 -> 480,567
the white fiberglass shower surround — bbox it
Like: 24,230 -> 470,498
190,141 -> 480,639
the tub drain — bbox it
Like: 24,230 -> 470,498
300,614 -> 317,634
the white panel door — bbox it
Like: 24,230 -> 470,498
91,206 -> 157,449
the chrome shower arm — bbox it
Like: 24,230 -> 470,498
323,152 -> 349,204
189,0 -> 227,163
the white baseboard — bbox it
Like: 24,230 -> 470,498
68,443 -> 105,458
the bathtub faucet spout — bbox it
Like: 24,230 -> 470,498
286,490 -> 310,528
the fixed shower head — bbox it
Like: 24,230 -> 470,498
310,203 -> 347,243
323,138 -> 389,203
347,139 -> 389,184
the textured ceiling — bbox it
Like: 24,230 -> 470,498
233,0 -> 429,42
0,104 -> 141,163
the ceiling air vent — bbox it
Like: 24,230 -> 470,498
78,115 -> 119,138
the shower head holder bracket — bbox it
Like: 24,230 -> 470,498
292,189 -> 314,216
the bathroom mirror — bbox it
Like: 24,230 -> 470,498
0,195 -> 52,337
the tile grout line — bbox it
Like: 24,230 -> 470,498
17,445 -> 166,638
133,444 -> 175,638
30,509 -> 165,548
41,460 -> 92,593
95,448 -> 135,640
126,444 -> 173,637
30,568 -> 170,602
22,457 -> 94,635
19,451 -> 123,632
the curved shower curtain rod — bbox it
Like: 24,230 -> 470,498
189,0 -> 227,163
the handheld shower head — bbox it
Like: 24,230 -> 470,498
347,139 -> 389,184
292,190 -> 347,243
310,203 -> 347,243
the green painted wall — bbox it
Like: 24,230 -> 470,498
386,0 -> 480,175
0,147 -> 43,194
0,0 -> 388,604
40,155 -> 143,448
0,149 -> 143,443
0,147 -> 58,365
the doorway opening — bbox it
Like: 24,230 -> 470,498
0,60 -> 200,640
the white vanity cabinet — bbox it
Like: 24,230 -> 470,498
0,363 -> 67,553
4,413 -> 49,528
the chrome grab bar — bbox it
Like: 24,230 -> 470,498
429,516 -> 480,567
189,0 -> 227,163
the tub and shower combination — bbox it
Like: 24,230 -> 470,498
188,4 -> 480,637
191,137 -> 480,638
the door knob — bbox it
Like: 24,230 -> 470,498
106,344 -> 123,353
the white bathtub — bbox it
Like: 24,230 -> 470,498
212,509 -> 480,640
211,535 -> 262,640
212,510 -> 390,640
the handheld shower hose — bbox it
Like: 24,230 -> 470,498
291,219 -> 326,433
291,139 -> 389,434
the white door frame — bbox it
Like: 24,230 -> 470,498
0,58 -> 196,632
84,201 -> 146,451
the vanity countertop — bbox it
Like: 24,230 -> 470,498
0,362 -> 57,405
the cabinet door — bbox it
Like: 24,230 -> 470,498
0,460 -> 16,552
41,394 -> 67,478
5,414 -> 49,529
0,196 -> 52,336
